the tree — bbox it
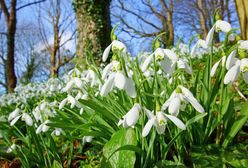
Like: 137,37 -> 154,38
37,0 -> 76,77
0,0 -> 45,93
112,0 -> 174,48
0,0 -> 17,93
235,0 -> 248,40
73,0 -> 112,66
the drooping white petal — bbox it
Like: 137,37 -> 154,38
243,72 -> 248,83
100,73 -> 116,96
80,108 -> 84,115
240,58 -> 248,70
59,98 -> 68,110
63,80 -> 74,92
142,117 -> 156,137
102,62 -> 113,80
190,43 -> 198,57
198,39 -> 208,49
68,95 -> 76,108
112,40 -> 126,50
73,77 -> 83,88
102,43 -> 113,62
226,50 -> 237,70
216,20 -> 231,33
22,113 -> 33,126
141,54 -> 153,72
228,33 -> 236,42
10,115 -> 21,126
163,49 -> 178,61
240,58 -> 248,83
239,40 -> 248,50
210,59 -> 221,77
180,86 -> 204,113
165,114 -> 186,130
160,58 -> 174,75
114,72 -> 126,90
206,25 -> 216,46
143,108 -> 155,119
156,125 -> 166,134
125,104 -> 141,127
8,108 -> 20,122
125,78 -> 137,98
168,96 -> 181,116
224,64 -> 241,84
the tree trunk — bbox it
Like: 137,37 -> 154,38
197,0 -> 208,38
74,0 -> 111,66
0,0 -> 17,93
167,0 -> 174,47
235,0 -> 248,40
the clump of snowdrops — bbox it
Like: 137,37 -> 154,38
0,19 -> 248,167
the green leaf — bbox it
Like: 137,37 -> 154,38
186,113 -> 208,127
103,128 -> 137,168
222,101 -> 248,148
52,160 -> 63,168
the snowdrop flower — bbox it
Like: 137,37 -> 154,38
100,70 -> 136,98
142,109 -> 186,137
8,108 -> 33,126
224,58 -> 248,84
162,85 -> 204,116
51,128 -> 65,136
215,20 -> 232,33
210,56 -> 227,77
118,103 -> 141,128
239,40 -> 248,50
59,95 -> 82,109
36,120 -> 50,134
62,77 -> 83,92
102,60 -> 120,80
191,20 -> 231,57
82,136 -> 93,145
142,48 -> 192,75
6,144 -> 17,153
102,40 -> 127,62
83,69 -> 100,87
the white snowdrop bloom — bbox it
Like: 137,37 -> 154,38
100,71 -> 136,98
51,128 -> 65,136
215,20 -> 231,33
224,58 -> 248,84
118,103 -> 141,128
8,108 -> 20,122
191,20 -> 231,57
82,136 -> 93,145
32,106 -> 41,122
59,98 -> 68,110
67,95 -> 82,108
239,40 -> 248,50
8,109 -> 33,126
62,77 -> 83,92
102,40 -> 127,62
80,108 -> 84,115
36,120 -> 50,134
102,60 -> 120,80
228,34 -> 236,42
6,144 -> 17,153
84,69 -> 100,87
162,85 -> 204,116
142,48 -> 191,75
142,110 -> 186,137
210,56 -> 226,77
21,113 -> 33,126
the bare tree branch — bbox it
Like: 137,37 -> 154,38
16,0 -> 46,11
